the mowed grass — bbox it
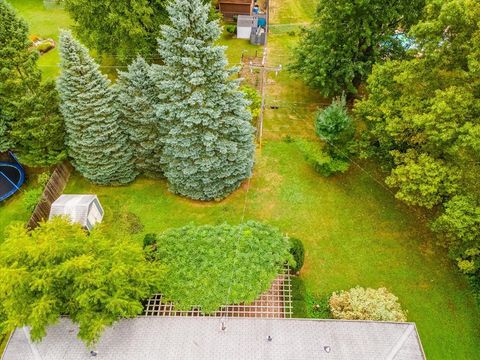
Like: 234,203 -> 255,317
66,141 -> 480,359
269,0 -> 318,25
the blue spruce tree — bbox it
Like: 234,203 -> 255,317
57,31 -> 136,185
156,0 -> 255,200
115,57 -> 164,178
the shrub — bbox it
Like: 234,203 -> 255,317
22,171 -> 51,213
329,286 -> 407,322
241,85 -> 261,119
36,40 -> 55,54
296,139 -> 350,176
289,238 -> 304,272
22,187 -> 43,212
225,24 -> 237,35
316,95 -> 352,142
143,233 -> 158,248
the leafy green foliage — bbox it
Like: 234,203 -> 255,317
0,218 -> 163,346
296,139 -> 350,177
21,171 -> 50,213
432,196 -> 480,254
0,0 -> 65,166
290,0 -> 425,96
57,31 -> 136,185
315,95 -> 355,157
63,0 -> 168,62
355,0 -> 480,296
385,150 -> 459,209
241,85 -> 261,119
155,0 -> 255,200
63,0 -> 216,62
289,238 -> 305,273
329,286 -> 407,322
225,24 -> 237,35
148,222 -> 293,313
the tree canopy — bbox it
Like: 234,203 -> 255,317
290,0 -> 425,97
147,222 -> 294,313
0,218 -> 163,346
0,0 -> 65,166
63,0 -> 168,62
355,0 -> 480,295
63,0 -> 217,62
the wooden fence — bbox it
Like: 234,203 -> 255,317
27,161 -> 72,230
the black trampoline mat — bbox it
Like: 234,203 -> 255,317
0,164 -> 21,195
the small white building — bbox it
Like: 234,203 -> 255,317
49,195 -> 104,231
237,14 -> 267,45
237,15 -> 257,39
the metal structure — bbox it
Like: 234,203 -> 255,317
144,267 -> 292,318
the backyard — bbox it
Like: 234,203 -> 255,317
3,1 -> 480,359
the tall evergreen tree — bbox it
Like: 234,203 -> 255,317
57,31 -> 136,185
0,0 -> 65,166
115,58 -> 164,178
156,0 -> 255,201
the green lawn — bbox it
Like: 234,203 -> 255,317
4,0 -> 480,359
0,183 -> 34,243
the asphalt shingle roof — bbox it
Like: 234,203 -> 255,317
2,317 -> 425,360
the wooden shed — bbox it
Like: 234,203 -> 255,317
218,0 -> 254,19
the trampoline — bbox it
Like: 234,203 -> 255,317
0,152 -> 25,202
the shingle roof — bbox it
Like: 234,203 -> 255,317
2,317 -> 426,360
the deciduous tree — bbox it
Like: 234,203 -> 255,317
291,0 -> 425,97
0,218 -> 163,346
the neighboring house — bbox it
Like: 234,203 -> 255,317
2,317 -> 426,359
49,194 -> 104,231
218,0 -> 254,19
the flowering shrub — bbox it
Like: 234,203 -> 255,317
329,286 -> 407,322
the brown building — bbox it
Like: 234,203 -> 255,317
218,0 -> 254,19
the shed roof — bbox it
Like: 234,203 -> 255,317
49,195 -> 102,228
2,317 -> 425,360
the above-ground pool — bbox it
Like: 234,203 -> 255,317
0,158 -> 25,202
